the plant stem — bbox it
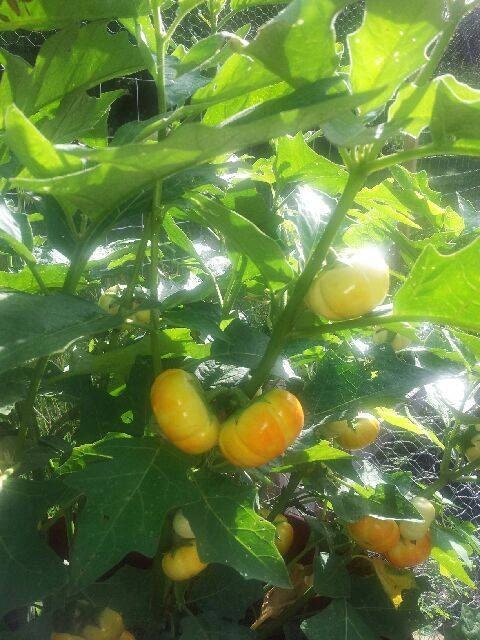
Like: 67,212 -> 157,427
16,355 -> 49,457
291,311 -> 480,341
28,261 -> 49,295
119,228 -> 150,312
245,170 -> 367,397
149,0 -> 168,377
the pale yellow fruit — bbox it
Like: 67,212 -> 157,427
398,497 -> 435,541
83,608 -> 124,640
133,309 -> 151,324
173,510 -> 195,539
98,285 -> 124,315
305,249 -> 389,320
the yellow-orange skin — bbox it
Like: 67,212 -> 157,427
305,250 -> 389,320
82,608 -> 124,640
162,542 -> 208,581
119,632 -> 136,640
219,389 -> 304,468
386,533 -> 432,568
273,515 -> 294,556
325,413 -> 380,450
151,369 -> 219,455
348,516 -> 400,554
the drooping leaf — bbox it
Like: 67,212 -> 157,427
64,437 -> 199,590
184,193 -> 294,291
313,554 -> 351,599
0,0 -> 150,31
187,565 -> 263,621
348,0 -> 444,115
12,81 -> 376,222
247,0 -> 353,86
301,599 -> 378,640
374,407 -> 444,449
182,472 -> 291,588
0,292 -> 123,373
430,527 -> 475,588
0,477 -> 76,615
394,237 -> 480,332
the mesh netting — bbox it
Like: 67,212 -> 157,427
2,2 -> 479,634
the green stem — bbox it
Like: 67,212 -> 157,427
367,144 -> 480,175
423,457 -> 480,498
27,261 -> 49,295
119,229 -> 150,312
149,1 -> 168,377
16,355 -> 49,458
291,311 -> 480,341
244,170 -> 367,397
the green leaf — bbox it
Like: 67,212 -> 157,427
302,599 -> 377,640
331,484 -> 422,523
274,133 -> 347,196
303,350 -> 434,418
12,81 -> 376,221
37,90 -> 124,143
0,0 -> 150,31
0,264 -> 70,293
187,565 -> 263,621
247,0 -> 352,86
0,199 -> 35,263
0,368 -> 29,415
270,441 -> 351,472
374,407 -> 444,449
66,331 -> 210,379
394,237 -> 480,332
0,477 -> 75,616
184,193 -> 293,291
0,292 -> 124,373
64,437 -> 198,589
431,527 -> 475,588
313,554 -> 351,598
176,34 -> 229,76
5,104 -> 83,178
430,75 -> 480,150
180,614 -> 255,640
348,0 -> 444,115
182,472 -> 291,588
25,23 -> 145,114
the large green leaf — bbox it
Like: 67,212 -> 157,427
184,193 -> 294,291
247,0 -> 352,86
302,599 -> 377,640
0,264 -> 70,293
302,349 -> 434,419
182,473 -> 291,588
25,22 -> 145,114
348,0 -> 444,115
37,90 -> 124,143
0,477 -> 76,615
12,82 -> 377,221
0,0 -> 150,31
394,237 -> 480,332
0,292 -> 123,373
64,437 -> 197,590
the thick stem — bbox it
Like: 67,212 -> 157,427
16,355 -> 49,458
149,1 -> 168,377
28,262 -> 49,295
120,228 -> 150,312
245,170 -> 367,397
